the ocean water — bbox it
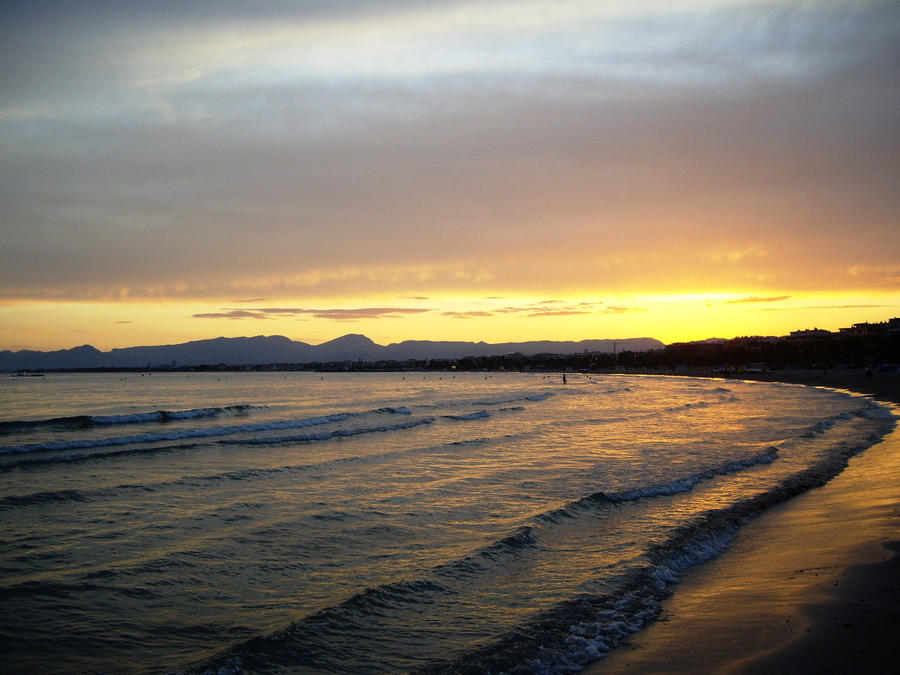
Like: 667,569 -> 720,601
0,371 -> 894,674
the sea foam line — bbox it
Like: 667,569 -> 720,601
181,527 -> 541,674
0,404 -> 263,434
535,446 -> 779,526
424,426 -> 892,674
179,405 -> 895,675
442,410 -> 491,421
0,406 -> 418,456
0,419 -> 436,471
178,447 -> 786,673
0,413 -> 352,455
473,392 -> 554,406
604,446 -> 779,502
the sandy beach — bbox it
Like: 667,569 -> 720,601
583,370 -> 900,674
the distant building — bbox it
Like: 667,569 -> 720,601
788,328 -> 835,340
840,318 -> 900,337
851,322 -> 886,337
732,336 -> 779,345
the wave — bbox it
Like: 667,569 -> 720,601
221,418 -> 436,446
422,433 -> 886,673
431,526 -> 539,581
173,396 -> 893,675
0,418 -> 439,471
527,392 -> 554,402
0,441 -> 208,471
803,411 -> 856,437
0,405 -> 262,434
0,429 -> 515,489
444,404 -> 529,421
604,446 -> 779,502
185,577 -> 457,674
0,579 -> 161,603
373,406 -> 412,415
443,410 -> 491,421
535,446 -> 779,525
179,446 -> 785,674
662,396 -> 737,414
0,489 -> 88,510
473,392 -> 554,406
182,525 -> 542,674
0,413 -> 350,456
0,405 -> 422,457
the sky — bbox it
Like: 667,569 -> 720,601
1,0 -> 898,351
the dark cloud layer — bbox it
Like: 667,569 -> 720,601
1,1 -> 898,302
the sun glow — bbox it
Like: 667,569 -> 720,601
3,290 -> 897,353
2,2 -> 897,354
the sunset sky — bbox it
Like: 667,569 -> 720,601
2,0 -> 898,351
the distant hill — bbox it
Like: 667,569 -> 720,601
0,334 -> 664,371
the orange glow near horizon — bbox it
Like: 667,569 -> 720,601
2,291 -> 898,352
2,2 -> 897,352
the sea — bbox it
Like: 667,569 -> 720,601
0,371 -> 894,674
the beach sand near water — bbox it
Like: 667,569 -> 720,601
583,372 -> 900,674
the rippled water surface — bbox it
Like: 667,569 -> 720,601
0,372 -> 893,673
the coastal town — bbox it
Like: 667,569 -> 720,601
315,317 -> 900,375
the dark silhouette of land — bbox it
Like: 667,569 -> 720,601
3,323 -> 898,374
0,335 -> 663,372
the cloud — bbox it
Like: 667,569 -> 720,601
443,310 -> 495,319
193,310 -> 268,320
187,300 -> 617,323
603,306 -> 645,314
495,300 -> 592,312
525,310 -> 591,317
193,306 -> 432,321
762,304 -> 889,312
114,320 -> 133,324
302,308 -> 431,321
492,300 -> 605,317
1,1 -> 897,304
726,296 -> 791,304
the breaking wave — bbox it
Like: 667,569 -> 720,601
0,405 -> 261,434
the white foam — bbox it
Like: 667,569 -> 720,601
0,413 -> 352,455
606,448 -> 778,502
445,411 -> 491,421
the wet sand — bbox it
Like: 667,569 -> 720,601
583,370 -> 900,674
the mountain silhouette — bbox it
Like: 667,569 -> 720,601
0,334 -> 664,371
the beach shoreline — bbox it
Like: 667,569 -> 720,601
582,370 -> 900,674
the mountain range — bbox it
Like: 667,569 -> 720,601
0,334 -> 664,371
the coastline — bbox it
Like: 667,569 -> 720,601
583,370 -> 900,674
